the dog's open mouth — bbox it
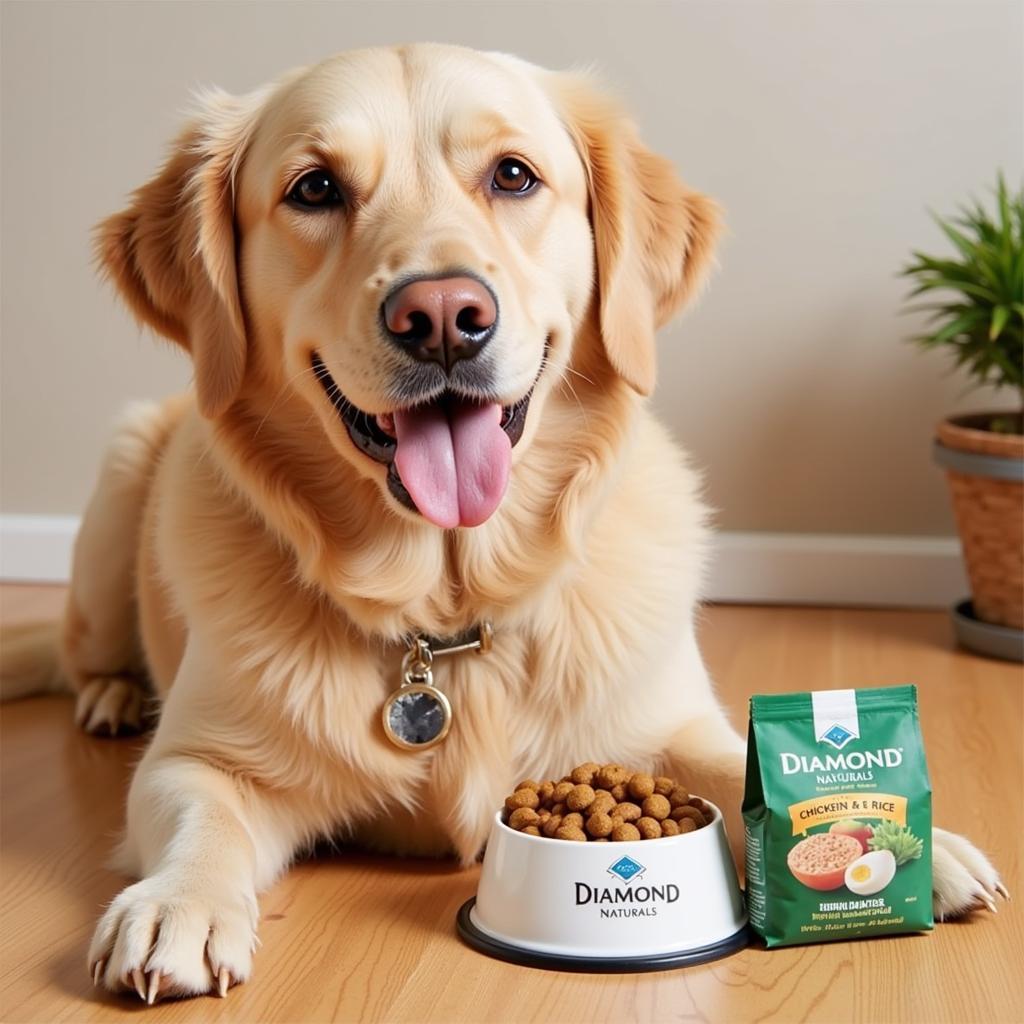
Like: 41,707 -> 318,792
312,353 -> 532,528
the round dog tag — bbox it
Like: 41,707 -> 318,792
382,682 -> 452,750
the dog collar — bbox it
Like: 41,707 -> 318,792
381,621 -> 493,750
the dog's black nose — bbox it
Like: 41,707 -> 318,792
382,275 -> 498,371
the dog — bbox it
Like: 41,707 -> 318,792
1,44 -> 1006,1003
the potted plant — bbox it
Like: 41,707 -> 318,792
902,176 -> 1023,661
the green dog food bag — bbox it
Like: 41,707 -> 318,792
743,685 -> 933,947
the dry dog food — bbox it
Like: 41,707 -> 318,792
502,765 -> 710,841
743,686 -> 933,947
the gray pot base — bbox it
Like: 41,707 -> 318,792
951,600 -> 1024,663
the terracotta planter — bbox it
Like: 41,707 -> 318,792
934,412 -> 1024,632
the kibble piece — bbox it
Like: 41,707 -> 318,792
677,817 -> 697,834
636,816 -> 663,839
521,825 -> 541,836
549,802 -> 565,818
566,784 -> 596,812
515,779 -> 540,792
610,783 -> 628,802
613,802 -> 642,823
586,812 -> 614,838
689,797 -> 709,814
552,781 -> 574,803
555,825 -> 587,842
505,788 -> 539,812
661,818 -> 681,837
627,772 -> 655,800
653,776 -> 675,796
562,812 -> 585,830
596,764 -> 631,789
570,762 -> 601,785
641,794 -> 671,821
611,823 -> 642,842
668,786 -> 690,808
671,805 -> 707,827
537,781 -> 555,804
542,815 -> 563,837
537,810 -> 551,824
508,807 -> 540,830
589,790 -> 616,817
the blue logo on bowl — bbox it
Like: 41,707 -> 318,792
607,855 -> 645,883
822,723 -> 855,749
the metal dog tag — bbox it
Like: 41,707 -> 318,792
381,624 -> 492,751
382,639 -> 452,750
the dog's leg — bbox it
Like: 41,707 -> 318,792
62,401 -> 178,735
88,631 -> 311,1004
647,632 -> 749,869
659,708 -> 748,870
88,739 -> 303,1003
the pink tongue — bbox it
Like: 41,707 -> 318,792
393,401 -> 511,528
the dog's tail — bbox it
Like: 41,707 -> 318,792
0,621 -> 68,701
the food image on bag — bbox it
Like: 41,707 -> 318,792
742,686 -> 933,947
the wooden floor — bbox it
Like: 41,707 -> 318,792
1,585 -> 1021,1023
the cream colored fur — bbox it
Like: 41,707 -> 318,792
0,45 -> 1005,1002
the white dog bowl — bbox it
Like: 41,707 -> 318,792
457,800 -> 748,971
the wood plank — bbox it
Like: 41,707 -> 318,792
1,588 -> 1020,1022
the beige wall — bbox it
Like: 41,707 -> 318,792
2,0 -> 1021,534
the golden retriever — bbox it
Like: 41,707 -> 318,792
1,44 -> 1005,1003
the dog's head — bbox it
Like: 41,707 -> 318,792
98,45 -> 719,529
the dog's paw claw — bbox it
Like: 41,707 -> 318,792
218,966 -> 231,998
146,969 -> 161,1006
131,967 -> 147,1001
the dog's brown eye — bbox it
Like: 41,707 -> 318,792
492,158 -> 538,194
288,170 -> 343,209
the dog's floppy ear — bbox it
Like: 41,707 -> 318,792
551,75 -> 721,395
96,88 -> 266,418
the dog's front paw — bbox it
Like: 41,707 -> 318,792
88,873 -> 258,1003
932,827 -> 1009,921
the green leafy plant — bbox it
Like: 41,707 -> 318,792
867,821 -> 923,867
901,175 -> 1024,431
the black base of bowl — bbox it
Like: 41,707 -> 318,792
951,600 -> 1024,663
456,897 -> 749,973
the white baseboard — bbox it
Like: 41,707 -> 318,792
0,514 -> 968,608
0,515 -> 80,583
709,532 -> 966,607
